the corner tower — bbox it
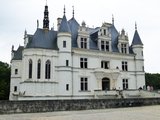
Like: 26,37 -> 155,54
131,23 -> 145,89
57,7 -> 72,96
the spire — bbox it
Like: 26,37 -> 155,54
112,14 -> 114,25
72,6 -> 74,18
43,3 -> 49,29
132,23 -> 143,46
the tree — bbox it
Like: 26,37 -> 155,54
0,61 -> 10,100
145,73 -> 160,90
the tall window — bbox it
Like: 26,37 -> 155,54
29,59 -> 32,79
37,59 -> 41,79
101,40 -> 109,51
66,60 -> 69,66
121,43 -> 127,54
14,86 -> 17,92
101,61 -> 110,69
63,40 -> 66,48
80,38 -> 87,49
45,60 -> 51,79
66,84 -> 69,91
141,51 -> 143,56
80,77 -> 88,91
15,69 -> 18,75
122,61 -> 128,71
103,29 -> 106,35
80,58 -> 88,68
123,79 -> 128,90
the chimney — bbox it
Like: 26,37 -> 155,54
57,18 -> 62,30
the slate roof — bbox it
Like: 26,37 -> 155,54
26,28 -> 58,50
13,15 -> 142,60
68,17 -> 79,47
110,25 -> 119,52
59,15 -> 71,33
131,30 -> 143,45
12,46 -> 24,60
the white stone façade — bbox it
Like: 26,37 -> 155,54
9,4 -> 145,100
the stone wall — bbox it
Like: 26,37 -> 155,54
1,98 -> 160,114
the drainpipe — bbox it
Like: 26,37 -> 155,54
71,50 -> 74,98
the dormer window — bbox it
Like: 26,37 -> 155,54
101,40 -> 109,51
80,37 -> 87,49
121,43 -> 127,54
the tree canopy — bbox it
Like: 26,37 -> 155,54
0,61 -> 10,100
145,73 -> 160,90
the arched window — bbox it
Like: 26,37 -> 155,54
45,60 -> 51,79
29,59 -> 32,79
37,59 -> 41,79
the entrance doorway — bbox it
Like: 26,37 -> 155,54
102,78 -> 110,90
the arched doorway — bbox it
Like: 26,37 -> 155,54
102,78 -> 110,90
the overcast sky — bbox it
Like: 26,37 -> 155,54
0,0 -> 160,73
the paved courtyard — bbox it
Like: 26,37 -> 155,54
1,105 -> 160,120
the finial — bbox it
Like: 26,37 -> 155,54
46,0 -> 47,6
51,23 -> 54,30
24,29 -> 27,35
112,14 -> 114,25
12,45 -> 14,51
82,21 -> 86,27
135,22 -> 137,30
64,5 -> 66,15
72,6 -> 74,18
37,19 -> 39,28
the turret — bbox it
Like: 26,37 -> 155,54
57,6 -> 71,52
131,23 -> 143,60
131,23 -> 145,89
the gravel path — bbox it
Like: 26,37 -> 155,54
1,105 -> 160,120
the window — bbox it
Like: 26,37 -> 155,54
14,86 -> 17,92
15,69 -> 18,75
80,77 -> 88,91
63,41 -> 66,48
80,58 -> 88,68
121,43 -> 127,54
122,61 -> 128,71
101,61 -> 109,69
142,66 -> 144,71
101,41 -> 105,51
37,60 -> 41,79
29,59 -> 32,79
45,60 -> 51,79
104,29 -> 106,35
141,51 -> 143,56
123,79 -> 128,90
101,40 -> 109,51
66,60 -> 69,66
66,84 -> 69,91
80,38 -> 87,49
